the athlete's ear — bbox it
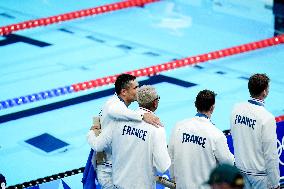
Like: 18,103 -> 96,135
153,99 -> 158,109
262,88 -> 268,98
120,88 -> 127,96
263,90 -> 267,97
210,104 -> 215,113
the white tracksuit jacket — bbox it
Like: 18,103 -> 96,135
87,107 -> 171,189
230,98 -> 280,188
169,113 -> 234,189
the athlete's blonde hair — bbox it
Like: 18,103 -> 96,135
137,85 -> 158,106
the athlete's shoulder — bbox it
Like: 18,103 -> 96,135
232,101 -> 248,110
106,95 -> 119,104
152,126 -> 166,136
170,118 -> 195,136
212,127 -> 226,138
105,95 -> 125,110
203,122 -> 223,138
260,108 -> 275,122
175,118 -> 193,127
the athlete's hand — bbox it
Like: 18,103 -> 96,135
90,124 -> 101,136
90,116 -> 101,136
90,125 -> 100,130
90,116 -> 101,130
143,113 -> 163,127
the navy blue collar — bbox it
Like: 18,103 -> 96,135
195,113 -> 215,125
248,98 -> 264,107
195,113 -> 210,119
139,107 -> 153,114
116,94 -> 127,107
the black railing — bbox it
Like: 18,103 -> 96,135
7,167 -> 84,189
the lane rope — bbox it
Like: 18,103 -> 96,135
1,34 -> 283,111
276,115 -> 284,123
0,0 -> 159,36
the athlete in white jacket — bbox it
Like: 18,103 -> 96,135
87,85 -> 171,189
169,90 -> 234,189
230,73 -> 280,189
92,74 -> 161,189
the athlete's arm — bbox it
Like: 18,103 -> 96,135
214,132 -> 235,165
168,127 -> 176,180
262,117 -> 280,189
153,128 -> 171,173
107,100 -> 162,127
86,125 -> 112,152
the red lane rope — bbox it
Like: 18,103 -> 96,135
0,0 -> 159,36
276,115 -> 284,123
71,34 -> 284,92
0,35 -> 283,110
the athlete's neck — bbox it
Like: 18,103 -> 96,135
197,111 -> 211,119
139,106 -> 155,113
252,96 -> 265,101
118,94 -> 131,107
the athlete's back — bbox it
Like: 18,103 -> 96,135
112,108 -> 170,189
231,101 -> 275,173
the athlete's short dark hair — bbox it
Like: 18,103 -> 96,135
248,74 -> 270,97
115,74 -> 136,95
195,90 -> 216,112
